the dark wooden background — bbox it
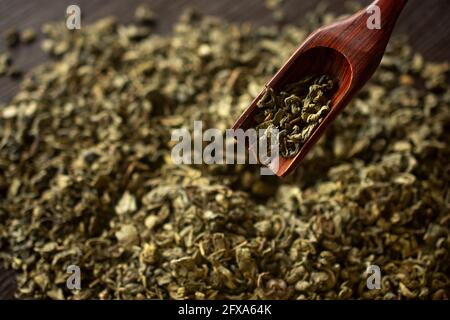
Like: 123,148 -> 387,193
0,0 -> 449,299
0,0 -> 449,103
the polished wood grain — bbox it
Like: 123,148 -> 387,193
0,0 -> 448,298
0,0 -> 449,103
0,268 -> 16,299
232,0 -> 408,176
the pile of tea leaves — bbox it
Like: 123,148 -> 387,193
254,75 -> 334,158
0,5 -> 449,299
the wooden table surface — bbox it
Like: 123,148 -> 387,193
0,0 -> 449,299
0,0 -> 449,103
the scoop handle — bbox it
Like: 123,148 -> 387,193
312,0 -> 408,91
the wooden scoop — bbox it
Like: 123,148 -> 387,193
232,0 -> 408,177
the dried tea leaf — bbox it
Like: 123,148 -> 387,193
254,75 -> 333,157
0,2 -> 448,301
